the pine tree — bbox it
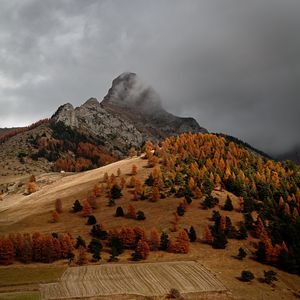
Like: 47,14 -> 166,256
87,215 -> 97,225
160,232 -> 169,251
188,226 -> 197,242
110,184 -> 122,199
256,241 -> 267,262
115,206 -> 124,217
224,195 -> 233,211
88,239 -> 102,261
75,236 -> 86,249
72,200 -> 83,212
212,232 -> 228,249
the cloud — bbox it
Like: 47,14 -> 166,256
0,0 -> 299,155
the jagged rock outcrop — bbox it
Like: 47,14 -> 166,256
51,72 -> 208,156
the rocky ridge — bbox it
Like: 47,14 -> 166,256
52,72 -> 207,155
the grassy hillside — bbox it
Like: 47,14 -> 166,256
0,133 -> 300,299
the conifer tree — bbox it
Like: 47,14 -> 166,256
72,200 -> 83,212
224,195 -> 233,211
160,232 -> 169,251
77,246 -> 88,265
55,198 -> 63,213
82,200 -> 92,217
150,227 -> 160,251
188,226 -> 197,242
115,206 -> 124,217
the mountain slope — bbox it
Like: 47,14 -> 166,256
1,133 -> 300,299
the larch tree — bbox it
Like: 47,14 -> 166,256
55,198 -> 63,213
149,227 -> 160,251
82,200 -> 93,217
77,246 -> 88,265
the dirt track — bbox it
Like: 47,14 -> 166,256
40,261 -> 228,299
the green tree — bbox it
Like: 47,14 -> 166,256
188,226 -> 197,242
224,195 -> 233,211
237,247 -> 247,260
72,200 -> 83,212
115,206 -> 124,217
160,232 -> 169,251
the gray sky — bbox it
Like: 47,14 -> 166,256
0,0 -> 299,155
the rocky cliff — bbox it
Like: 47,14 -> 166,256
52,72 -> 207,155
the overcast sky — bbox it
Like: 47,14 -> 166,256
0,0 -> 299,155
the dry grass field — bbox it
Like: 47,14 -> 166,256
40,261 -> 228,299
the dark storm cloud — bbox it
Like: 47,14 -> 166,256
0,0 -> 299,155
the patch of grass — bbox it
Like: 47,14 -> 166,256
0,265 -> 66,287
0,291 -> 40,300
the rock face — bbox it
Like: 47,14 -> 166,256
51,72 -> 207,156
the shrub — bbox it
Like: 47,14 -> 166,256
177,203 -> 185,216
168,288 -> 183,299
136,210 -> 146,220
263,270 -> 277,284
237,247 -> 247,260
240,270 -> 254,282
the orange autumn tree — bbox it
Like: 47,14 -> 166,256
82,200 -> 92,217
51,210 -> 59,223
134,239 -> 150,260
55,198 -> 63,213
203,225 -> 213,244
149,227 -> 160,251
151,186 -> 160,202
0,237 -> 14,265
168,229 -> 190,254
131,164 -> 138,175
126,204 -> 136,219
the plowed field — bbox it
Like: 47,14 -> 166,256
40,261 -> 227,299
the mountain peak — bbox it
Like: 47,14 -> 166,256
101,72 -> 162,112
82,98 -> 99,107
